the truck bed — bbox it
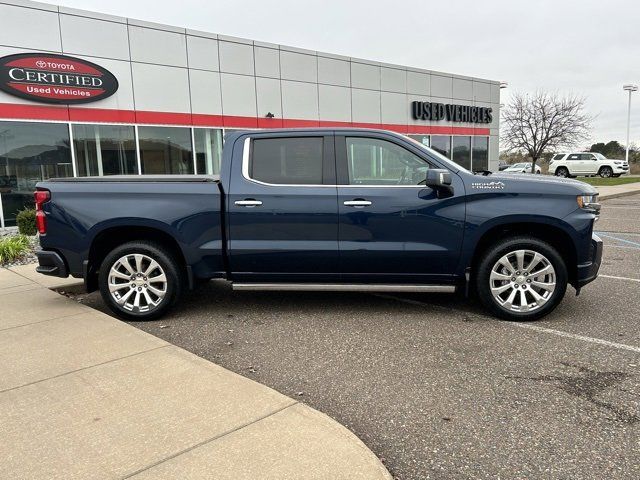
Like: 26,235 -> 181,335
37,175 -> 226,285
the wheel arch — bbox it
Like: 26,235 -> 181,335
467,220 -> 578,286
86,223 -> 188,292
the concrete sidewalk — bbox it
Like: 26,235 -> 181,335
0,266 -> 391,480
596,182 -> 640,200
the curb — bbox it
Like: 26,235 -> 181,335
1,266 -> 393,480
599,189 -> 640,201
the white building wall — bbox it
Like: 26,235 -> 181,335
0,0 -> 500,168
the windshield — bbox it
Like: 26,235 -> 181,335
594,152 -> 607,160
404,136 -> 471,173
512,163 -> 525,168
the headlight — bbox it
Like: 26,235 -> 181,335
577,194 -> 600,211
614,161 -> 623,165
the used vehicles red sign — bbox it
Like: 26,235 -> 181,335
0,53 -> 118,104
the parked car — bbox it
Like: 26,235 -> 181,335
550,152 -> 629,178
35,128 -> 602,322
502,163 -> 542,174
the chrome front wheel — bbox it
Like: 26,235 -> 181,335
108,253 -> 168,313
489,249 -> 556,313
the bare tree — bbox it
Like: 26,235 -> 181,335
501,91 -> 592,173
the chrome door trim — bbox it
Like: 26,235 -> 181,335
234,200 -> 263,207
343,200 -> 372,207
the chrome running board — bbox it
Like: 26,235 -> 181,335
232,283 -> 456,293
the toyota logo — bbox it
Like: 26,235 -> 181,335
35,60 -> 47,68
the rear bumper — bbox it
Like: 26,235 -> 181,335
35,250 -> 69,278
575,233 -> 603,288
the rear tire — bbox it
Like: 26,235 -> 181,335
476,237 -> 567,321
98,241 -> 182,321
599,166 -> 613,178
555,167 -> 569,177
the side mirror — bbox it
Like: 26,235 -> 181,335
425,169 -> 453,197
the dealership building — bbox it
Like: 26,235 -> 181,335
0,0 -> 501,227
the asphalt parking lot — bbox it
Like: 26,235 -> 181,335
74,193 -> 640,480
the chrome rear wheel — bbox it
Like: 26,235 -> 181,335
108,253 -> 168,313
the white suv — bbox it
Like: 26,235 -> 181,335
550,152 -> 629,178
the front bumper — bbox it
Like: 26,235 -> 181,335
614,164 -> 630,174
575,233 -> 603,288
35,250 -> 69,278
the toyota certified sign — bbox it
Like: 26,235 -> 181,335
0,53 -> 118,104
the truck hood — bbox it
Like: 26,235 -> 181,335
470,172 -> 598,195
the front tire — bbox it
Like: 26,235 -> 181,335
476,237 -> 568,321
98,241 -> 182,321
599,166 -> 613,178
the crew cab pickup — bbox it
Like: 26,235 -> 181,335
35,129 -> 603,321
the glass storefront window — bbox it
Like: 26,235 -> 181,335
73,124 -> 138,176
194,128 -> 223,175
138,126 -> 193,174
452,136 -> 471,170
472,136 -> 489,172
407,134 -> 430,147
0,121 -> 72,226
430,135 -> 451,159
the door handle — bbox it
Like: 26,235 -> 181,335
235,199 -> 263,207
343,200 -> 372,207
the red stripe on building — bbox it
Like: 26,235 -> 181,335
68,107 -> 136,123
0,102 -> 70,121
0,103 -> 491,135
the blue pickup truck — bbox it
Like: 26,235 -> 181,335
35,128 -> 602,321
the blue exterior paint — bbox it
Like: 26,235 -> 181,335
36,128 -> 602,291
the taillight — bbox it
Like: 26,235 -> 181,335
34,189 -> 50,234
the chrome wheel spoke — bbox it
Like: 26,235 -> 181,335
110,269 -> 131,281
497,257 -> 514,274
144,260 -> 160,276
515,250 -> 525,272
148,273 -> 166,283
491,283 -> 512,295
134,254 -> 144,274
503,288 -> 518,309
528,288 -> 546,306
519,289 -> 529,309
142,290 -> 155,306
525,253 -> 542,273
490,271 -> 512,282
531,264 -> 553,278
115,288 -> 135,306
109,282 -> 130,293
120,257 -> 135,275
531,280 -> 554,291
147,284 -> 165,297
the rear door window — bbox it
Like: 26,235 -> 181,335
250,137 -> 323,185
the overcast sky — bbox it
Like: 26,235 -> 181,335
57,0 -> 640,149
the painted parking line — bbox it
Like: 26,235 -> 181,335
599,274 -> 640,283
374,293 -> 640,354
512,323 -> 640,354
596,232 -> 640,248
